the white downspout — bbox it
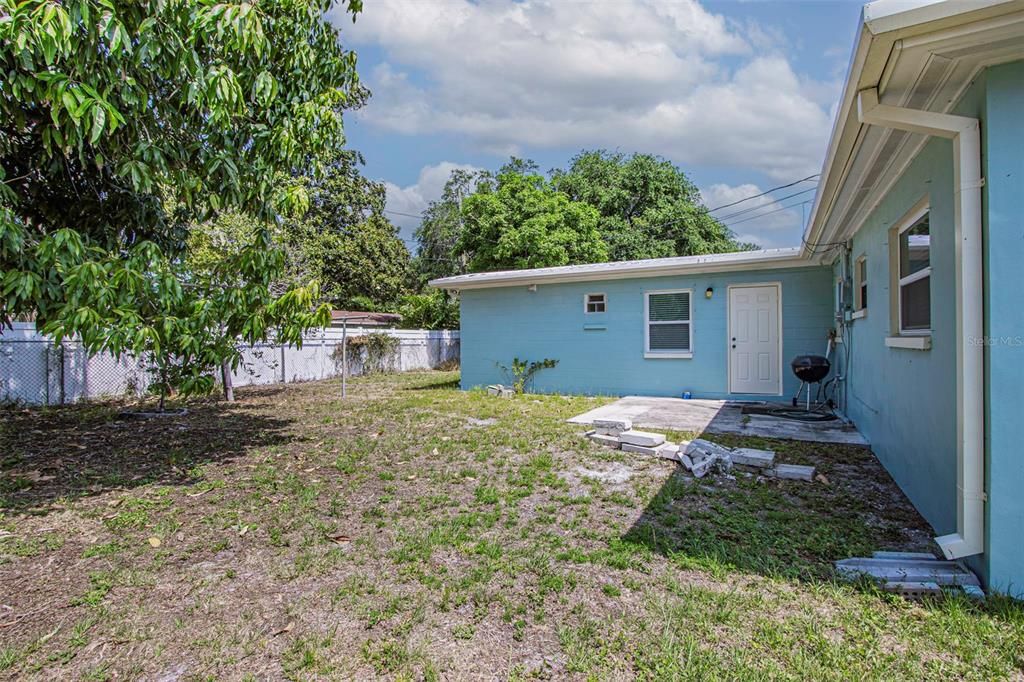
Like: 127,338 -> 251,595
857,88 -> 985,560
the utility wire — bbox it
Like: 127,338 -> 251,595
722,200 -> 813,228
706,174 -> 819,213
715,186 -> 818,222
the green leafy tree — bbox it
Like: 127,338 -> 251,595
398,290 -> 459,330
457,172 -> 606,272
412,168 -> 492,285
551,150 -> 753,260
1,0 -> 363,400
281,153 -> 411,310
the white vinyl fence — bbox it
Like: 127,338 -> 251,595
0,322 -> 459,406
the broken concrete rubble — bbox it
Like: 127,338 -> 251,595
486,384 -> 514,398
585,429 -> 817,484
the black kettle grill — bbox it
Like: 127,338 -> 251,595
791,354 -> 831,410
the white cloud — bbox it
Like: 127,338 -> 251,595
383,161 -> 484,239
701,182 -> 815,249
334,0 -> 840,181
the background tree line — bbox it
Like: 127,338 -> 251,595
235,149 -> 756,327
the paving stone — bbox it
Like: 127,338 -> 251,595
881,581 -> 943,597
872,551 -> 938,561
593,418 -> 632,435
622,442 -> 660,457
588,433 -> 621,449
772,463 -> 816,481
731,447 -> 775,469
618,430 -> 666,447
962,585 -> 986,600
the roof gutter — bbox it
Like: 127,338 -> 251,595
857,87 -> 985,559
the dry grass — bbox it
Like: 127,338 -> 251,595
1,371 -> 1022,680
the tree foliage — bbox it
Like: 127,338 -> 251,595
1,0 -> 363,399
551,150 -> 753,260
456,171 -> 606,272
281,153 -> 411,310
412,168 -> 490,286
398,290 -> 459,330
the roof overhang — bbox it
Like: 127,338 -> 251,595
802,0 -> 1024,262
429,248 -> 813,290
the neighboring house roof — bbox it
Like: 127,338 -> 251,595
429,248 -> 810,290
330,310 -> 402,326
428,0 -> 1024,292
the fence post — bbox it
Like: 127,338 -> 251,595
58,344 -> 65,405
280,343 -> 286,383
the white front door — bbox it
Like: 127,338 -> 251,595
729,285 -> 781,395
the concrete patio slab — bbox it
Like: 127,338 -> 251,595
569,396 -> 868,446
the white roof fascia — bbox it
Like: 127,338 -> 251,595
428,248 -> 814,290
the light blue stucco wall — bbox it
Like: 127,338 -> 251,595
460,265 -> 835,400
982,60 -> 1024,597
833,133 -> 960,540
834,63 -> 1024,595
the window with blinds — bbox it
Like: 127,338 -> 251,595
645,290 -> 692,356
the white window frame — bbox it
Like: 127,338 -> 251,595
852,254 -> 868,319
892,203 -> 932,337
583,292 -> 606,314
644,289 -> 693,359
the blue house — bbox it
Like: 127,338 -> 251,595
431,0 -> 1024,596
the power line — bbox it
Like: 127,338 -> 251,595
384,208 -> 426,219
706,174 -> 819,213
722,199 -> 812,228
716,186 -> 818,222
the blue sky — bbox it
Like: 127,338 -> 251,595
328,0 -> 866,249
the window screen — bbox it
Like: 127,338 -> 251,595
646,291 -> 691,353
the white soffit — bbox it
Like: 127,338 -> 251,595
805,0 -> 1024,256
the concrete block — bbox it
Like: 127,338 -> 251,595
656,443 -> 680,461
773,464 -> 815,481
619,430 -> 665,447
731,447 -> 775,469
593,418 -> 632,435
680,453 -> 694,471
588,433 -> 621,449
487,384 -> 513,398
622,442 -> 660,457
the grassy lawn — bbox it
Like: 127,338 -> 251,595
1,371 -> 1022,680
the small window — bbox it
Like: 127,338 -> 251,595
895,209 -> 931,334
584,293 -> 606,314
645,290 -> 692,357
854,255 -> 868,312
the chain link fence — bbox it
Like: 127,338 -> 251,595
0,323 -> 460,406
